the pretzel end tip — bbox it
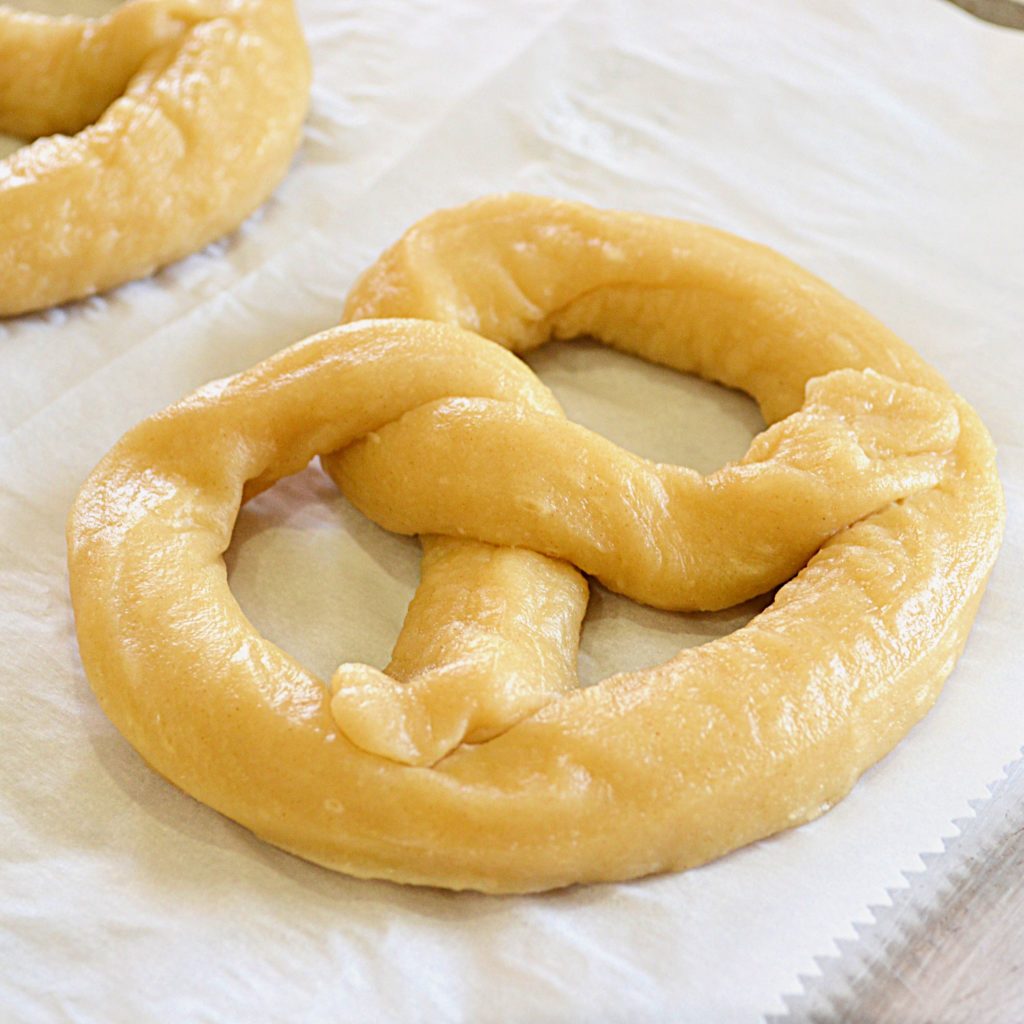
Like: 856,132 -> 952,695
329,663 -> 463,767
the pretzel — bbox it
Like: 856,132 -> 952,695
67,195 -> 1004,893
0,0 -> 309,316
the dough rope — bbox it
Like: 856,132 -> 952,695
67,195 -> 1004,893
0,0 -> 309,316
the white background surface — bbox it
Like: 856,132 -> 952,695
1,1 -> 1022,1021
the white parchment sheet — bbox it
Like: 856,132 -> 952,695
1,1 -> 1022,1021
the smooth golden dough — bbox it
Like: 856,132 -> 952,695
0,0 -> 309,316
67,195 -> 1004,893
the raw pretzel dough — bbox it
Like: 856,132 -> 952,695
67,196 -> 1004,893
0,0 -> 309,316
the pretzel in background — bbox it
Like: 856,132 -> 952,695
0,0 -> 309,316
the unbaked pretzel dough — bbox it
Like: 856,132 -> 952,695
67,195 -> 1004,893
0,0 -> 309,316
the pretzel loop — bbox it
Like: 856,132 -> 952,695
67,196 -> 1004,893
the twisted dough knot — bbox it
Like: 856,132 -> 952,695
327,364 -> 959,765
67,196 -> 1004,893
0,0 -> 309,316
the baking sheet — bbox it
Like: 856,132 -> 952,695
1,0 -> 1022,1021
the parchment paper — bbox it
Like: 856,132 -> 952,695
1,1 -> 1022,1021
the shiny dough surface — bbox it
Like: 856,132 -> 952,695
0,0 -> 309,316
67,195 -> 1004,893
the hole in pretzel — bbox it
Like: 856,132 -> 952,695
225,465 -> 422,685
523,337 -> 765,481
